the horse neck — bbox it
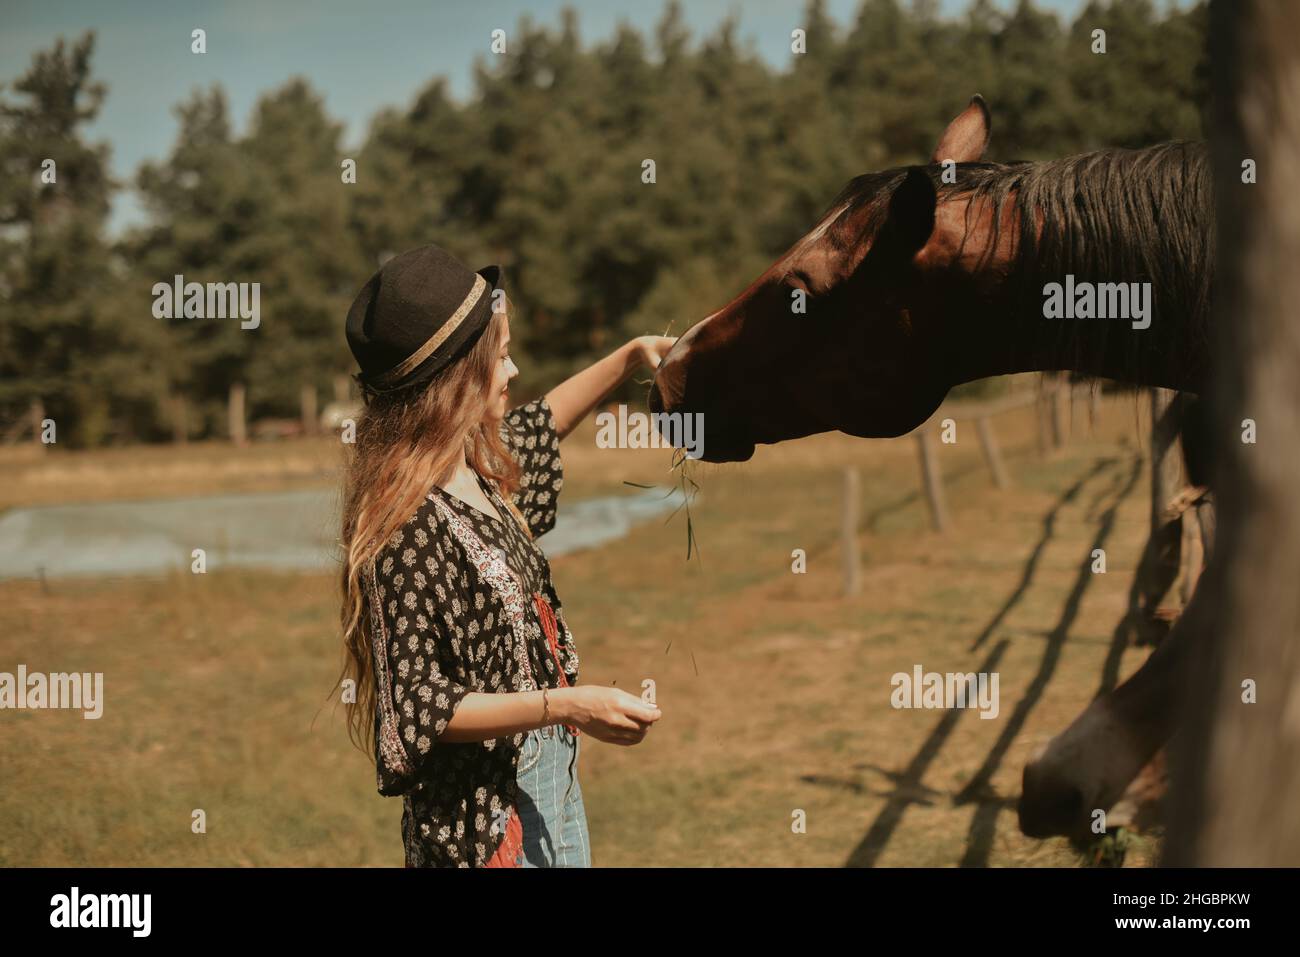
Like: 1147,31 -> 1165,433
937,144 -> 1213,395
948,293 -> 1207,393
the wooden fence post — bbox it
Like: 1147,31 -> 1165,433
975,415 -> 1011,489
1179,504 -> 1204,606
1036,389 -> 1054,457
842,467 -> 861,596
1148,389 -> 1186,617
1050,375 -> 1067,448
916,427 -> 950,533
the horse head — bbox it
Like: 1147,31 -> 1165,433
651,95 -> 1211,462
649,97 -> 997,462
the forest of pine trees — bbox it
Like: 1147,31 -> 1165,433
0,0 -> 1209,446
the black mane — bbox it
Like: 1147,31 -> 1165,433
826,142 -> 1215,389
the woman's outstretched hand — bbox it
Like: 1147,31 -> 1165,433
554,685 -> 662,745
631,335 -> 677,371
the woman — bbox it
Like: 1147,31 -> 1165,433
339,244 -> 669,867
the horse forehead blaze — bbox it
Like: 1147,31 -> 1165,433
774,205 -> 864,288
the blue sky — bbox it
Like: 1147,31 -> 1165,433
1,0 -> 1195,233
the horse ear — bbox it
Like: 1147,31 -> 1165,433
880,166 -> 937,258
930,94 -> 991,164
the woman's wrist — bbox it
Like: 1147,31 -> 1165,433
621,338 -> 645,376
544,686 -> 575,725
625,335 -> 676,377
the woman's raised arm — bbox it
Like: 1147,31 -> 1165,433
543,335 -> 676,440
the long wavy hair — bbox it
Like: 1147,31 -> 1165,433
338,306 -> 521,759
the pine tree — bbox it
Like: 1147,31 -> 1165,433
0,33 -> 129,445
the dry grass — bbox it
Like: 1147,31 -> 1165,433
0,393 -> 1162,866
0,438 -> 344,512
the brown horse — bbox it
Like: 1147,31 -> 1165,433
648,96 -> 1215,842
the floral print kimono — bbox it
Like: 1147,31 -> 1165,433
363,398 -> 579,867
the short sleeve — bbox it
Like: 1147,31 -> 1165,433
365,523 -> 472,797
500,397 -> 564,537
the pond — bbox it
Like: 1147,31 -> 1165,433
0,485 -> 685,580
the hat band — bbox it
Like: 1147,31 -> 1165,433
370,273 -> 489,387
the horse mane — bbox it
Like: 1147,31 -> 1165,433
827,141 -> 1215,390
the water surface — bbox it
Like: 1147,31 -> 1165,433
0,486 -> 684,580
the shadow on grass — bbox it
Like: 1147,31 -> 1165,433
969,457 -> 1119,652
834,452 -> 1141,867
955,454 -> 1142,867
841,639 -> 1010,867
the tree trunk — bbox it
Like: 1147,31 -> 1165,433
30,399 -> 46,451
1167,0 -> 1300,865
169,394 -> 188,445
228,383 -> 247,447
301,383 -> 318,436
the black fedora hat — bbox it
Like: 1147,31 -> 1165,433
346,244 -> 503,393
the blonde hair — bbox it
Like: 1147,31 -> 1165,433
337,308 -> 521,759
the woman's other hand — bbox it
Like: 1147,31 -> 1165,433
554,686 -> 662,745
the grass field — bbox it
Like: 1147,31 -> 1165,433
0,391 -> 1164,866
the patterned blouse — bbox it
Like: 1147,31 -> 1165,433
363,397 -> 578,867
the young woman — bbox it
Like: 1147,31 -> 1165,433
339,244 -> 669,867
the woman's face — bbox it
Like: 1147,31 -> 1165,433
485,316 -> 518,423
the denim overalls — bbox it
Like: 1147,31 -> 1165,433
511,556 -> 591,867
513,721 -> 591,867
